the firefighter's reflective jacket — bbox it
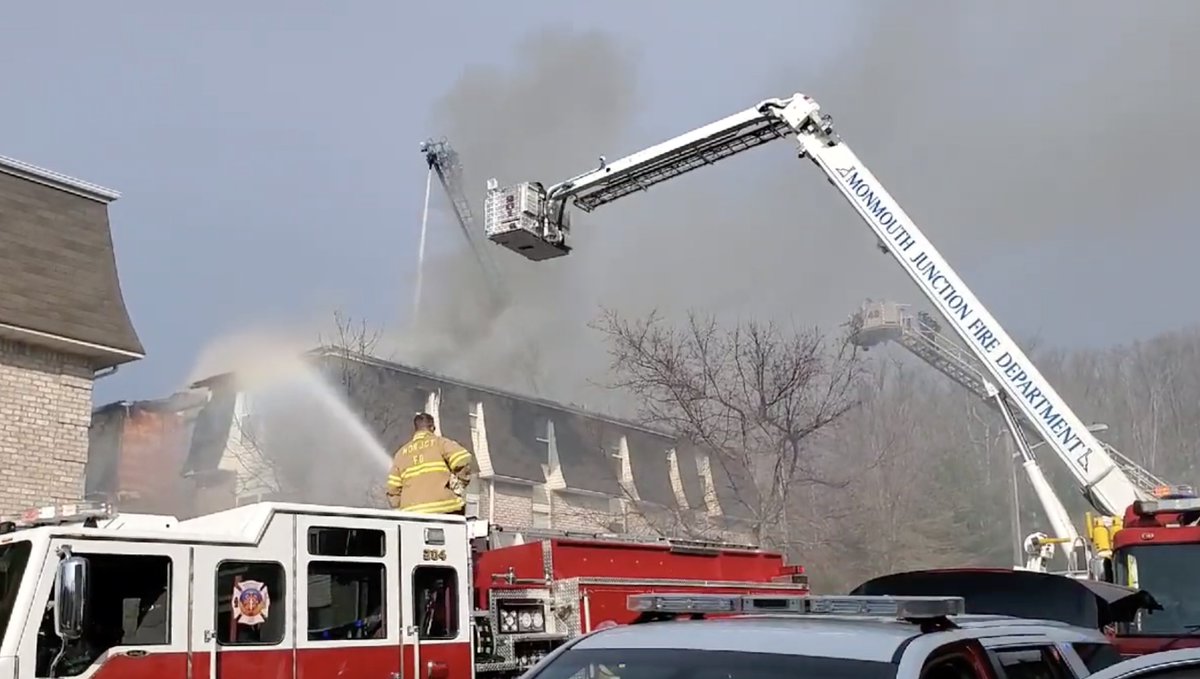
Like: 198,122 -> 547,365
386,431 -> 473,513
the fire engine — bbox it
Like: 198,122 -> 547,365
0,500 -> 808,679
481,91 -> 1197,653
1110,488 -> 1200,656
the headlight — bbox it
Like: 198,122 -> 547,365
497,603 -> 546,634
500,609 -> 519,633
518,606 -> 545,633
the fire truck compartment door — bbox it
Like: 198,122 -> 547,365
399,518 -> 471,679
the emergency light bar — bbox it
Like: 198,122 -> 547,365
0,501 -> 113,531
628,594 -> 741,614
1151,484 -> 1196,500
627,594 -> 965,620
1134,496 -> 1200,516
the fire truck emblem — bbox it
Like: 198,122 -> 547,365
232,580 -> 270,626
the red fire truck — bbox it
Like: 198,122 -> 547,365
0,501 -> 808,679
1107,487 -> 1200,656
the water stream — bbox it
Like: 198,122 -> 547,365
227,350 -> 393,502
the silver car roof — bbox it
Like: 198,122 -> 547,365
570,614 -> 1111,664
1085,647 -> 1200,679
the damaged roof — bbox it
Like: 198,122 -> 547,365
0,156 -> 143,365
306,349 -> 752,513
113,349 -> 759,522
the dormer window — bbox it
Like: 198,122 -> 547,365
537,419 -> 559,470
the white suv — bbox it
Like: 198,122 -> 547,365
518,593 -> 1124,678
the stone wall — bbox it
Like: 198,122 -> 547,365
0,340 -> 93,513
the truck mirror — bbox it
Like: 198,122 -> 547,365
54,556 -> 90,640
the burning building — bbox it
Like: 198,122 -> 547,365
88,348 -> 757,542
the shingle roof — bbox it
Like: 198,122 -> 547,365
0,158 -> 143,365
676,441 -> 758,520
548,408 -> 623,496
301,351 -> 758,513
625,429 -> 680,508
477,392 -> 547,483
175,350 -> 759,519
711,453 -> 759,520
671,444 -> 709,509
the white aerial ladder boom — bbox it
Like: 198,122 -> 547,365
852,306 -> 1087,572
484,93 -> 1147,518
851,300 -> 1168,574
850,300 -> 1167,497
991,383 -> 1087,574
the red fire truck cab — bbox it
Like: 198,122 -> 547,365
0,501 -> 809,679
1108,487 -> 1200,656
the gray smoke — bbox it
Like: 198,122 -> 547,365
391,27 -> 639,411
390,5 -> 1200,412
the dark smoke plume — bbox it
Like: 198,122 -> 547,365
392,27 -> 639,411
393,5 -> 1200,412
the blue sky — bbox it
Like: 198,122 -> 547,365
2,2 -> 1197,406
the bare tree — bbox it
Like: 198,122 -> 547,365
590,308 -> 866,548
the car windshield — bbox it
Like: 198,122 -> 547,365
529,648 -> 897,679
1115,543 -> 1200,636
0,541 -> 33,643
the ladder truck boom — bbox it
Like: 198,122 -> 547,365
851,300 -> 1167,497
483,93 -> 1143,516
851,300 -> 1175,573
421,138 -> 506,301
991,383 -> 1088,574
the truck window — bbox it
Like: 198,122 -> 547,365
216,561 -> 286,645
0,542 -> 31,647
36,553 -> 171,678
990,647 -> 1071,679
1114,544 -> 1200,636
307,561 -> 386,640
414,566 -> 458,639
307,526 -> 385,558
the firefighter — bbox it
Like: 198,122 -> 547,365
386,412 -> 474,515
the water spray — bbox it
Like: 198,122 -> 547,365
413,165 -> 433,318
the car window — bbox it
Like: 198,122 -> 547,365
991,646 -> 1071,679
1072,642 -> 1123,674
531,647 -> 898,679
921,655 -> 986,679
920,641 -> 993,679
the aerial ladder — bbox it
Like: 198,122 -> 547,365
417,139 -> 547,396
418,138 -> 506,309
850,299 -> 1168,573
480,91 -> 1149,557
